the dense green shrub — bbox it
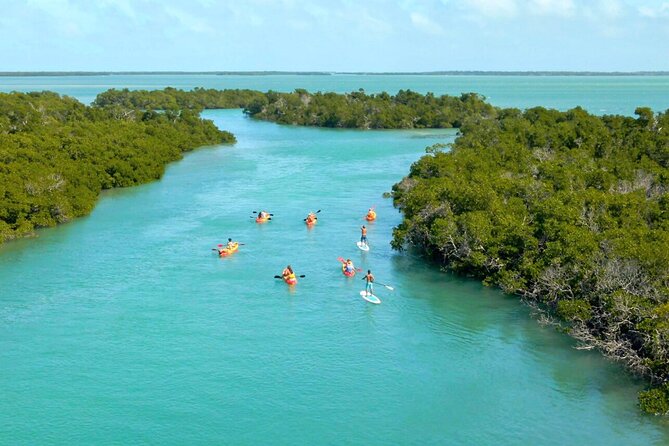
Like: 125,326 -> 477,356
639,384 -> 669,415
93,87 -> 497,129
391,105 -> 669,412
0,91 -> 234,242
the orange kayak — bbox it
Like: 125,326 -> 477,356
219,243 -> 239,257
284,274 -> 297,285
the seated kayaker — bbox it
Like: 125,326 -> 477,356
366,208 -> 376,219
226,238 -> 236,249
306,212 -> 317,224
345,259 -> 355,273
258,210 -> 267,219
282,265 -> 294,279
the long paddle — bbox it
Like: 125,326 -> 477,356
274,275 -> 306,279
252,211 -> 274,216
303,209 -> 321,221
360,277 -> 394,291
251,215 -> 272,220
212,242 -> 245,252
375,282 -> 394,291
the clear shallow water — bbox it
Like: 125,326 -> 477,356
0,74 -> 668,115
1,109 -> 668,444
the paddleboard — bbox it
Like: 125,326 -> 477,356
360,291 -> 381,304
356,241 -> 370,251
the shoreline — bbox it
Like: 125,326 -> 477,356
1,70 -> 669,77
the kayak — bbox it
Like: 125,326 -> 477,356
356,241 -> 370,252
218,243 -> 239,257
256,215 -> 270,223
284,274 -> 298,285
342,264 -> 355,277
360,290 -> 381,304
365,211 -> 376,221
305,218 -> 317,226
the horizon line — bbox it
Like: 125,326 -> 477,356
1,70 -> 669,77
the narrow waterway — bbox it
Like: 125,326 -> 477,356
1,109 -> 667,444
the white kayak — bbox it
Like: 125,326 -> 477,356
360,291 -> 381,304
356,241 -> 370,251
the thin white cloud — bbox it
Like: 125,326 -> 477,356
164,6 -> 215,34
529,0 -> 575,17
465,0 -> 518,18
596,0 -> 623,19
97,0 -> 137,20
410,12 -> 444,35
638,2 -> 669,18
25,0 -> 94,36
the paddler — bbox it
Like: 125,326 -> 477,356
258,210 -> 268,220
363,269 -> 375,296
345,259 -> 355,274
366,208 -> 376,220
226,238 -> 236,249
360,225 -> 368,247
306,212 -> 318,224
282,265 -> 295,280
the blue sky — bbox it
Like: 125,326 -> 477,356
1,0 -> 668,71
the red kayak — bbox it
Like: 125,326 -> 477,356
342,264 -> 355,277
284,274 -> 298,285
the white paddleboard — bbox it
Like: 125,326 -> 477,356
360,291 -> 381,304
356,241 -> 370,251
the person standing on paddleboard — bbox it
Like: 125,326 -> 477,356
363,270 -> 375,296
360,225 -> 368,247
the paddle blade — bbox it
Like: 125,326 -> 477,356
274,275 -> 282,279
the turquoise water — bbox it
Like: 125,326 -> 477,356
0,74 -> 668,115
1,109 -> 668,444
1,76 -> 669,444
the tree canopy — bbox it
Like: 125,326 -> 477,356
0,91 -> 234,242
93,87 -> 497,129
391,105 -> 669,413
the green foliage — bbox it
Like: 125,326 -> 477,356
557,299 -> 592,322
93,87 -> 266,111
0,91 -> 234,243
639,384 -> 669,415
93,88 -> 497,130
391,104 -> 669,408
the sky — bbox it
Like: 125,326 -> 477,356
0,0 -> 668,72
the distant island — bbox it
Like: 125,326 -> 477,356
1,71 -> 669,77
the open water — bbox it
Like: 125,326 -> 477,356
1,75 -> 668,444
